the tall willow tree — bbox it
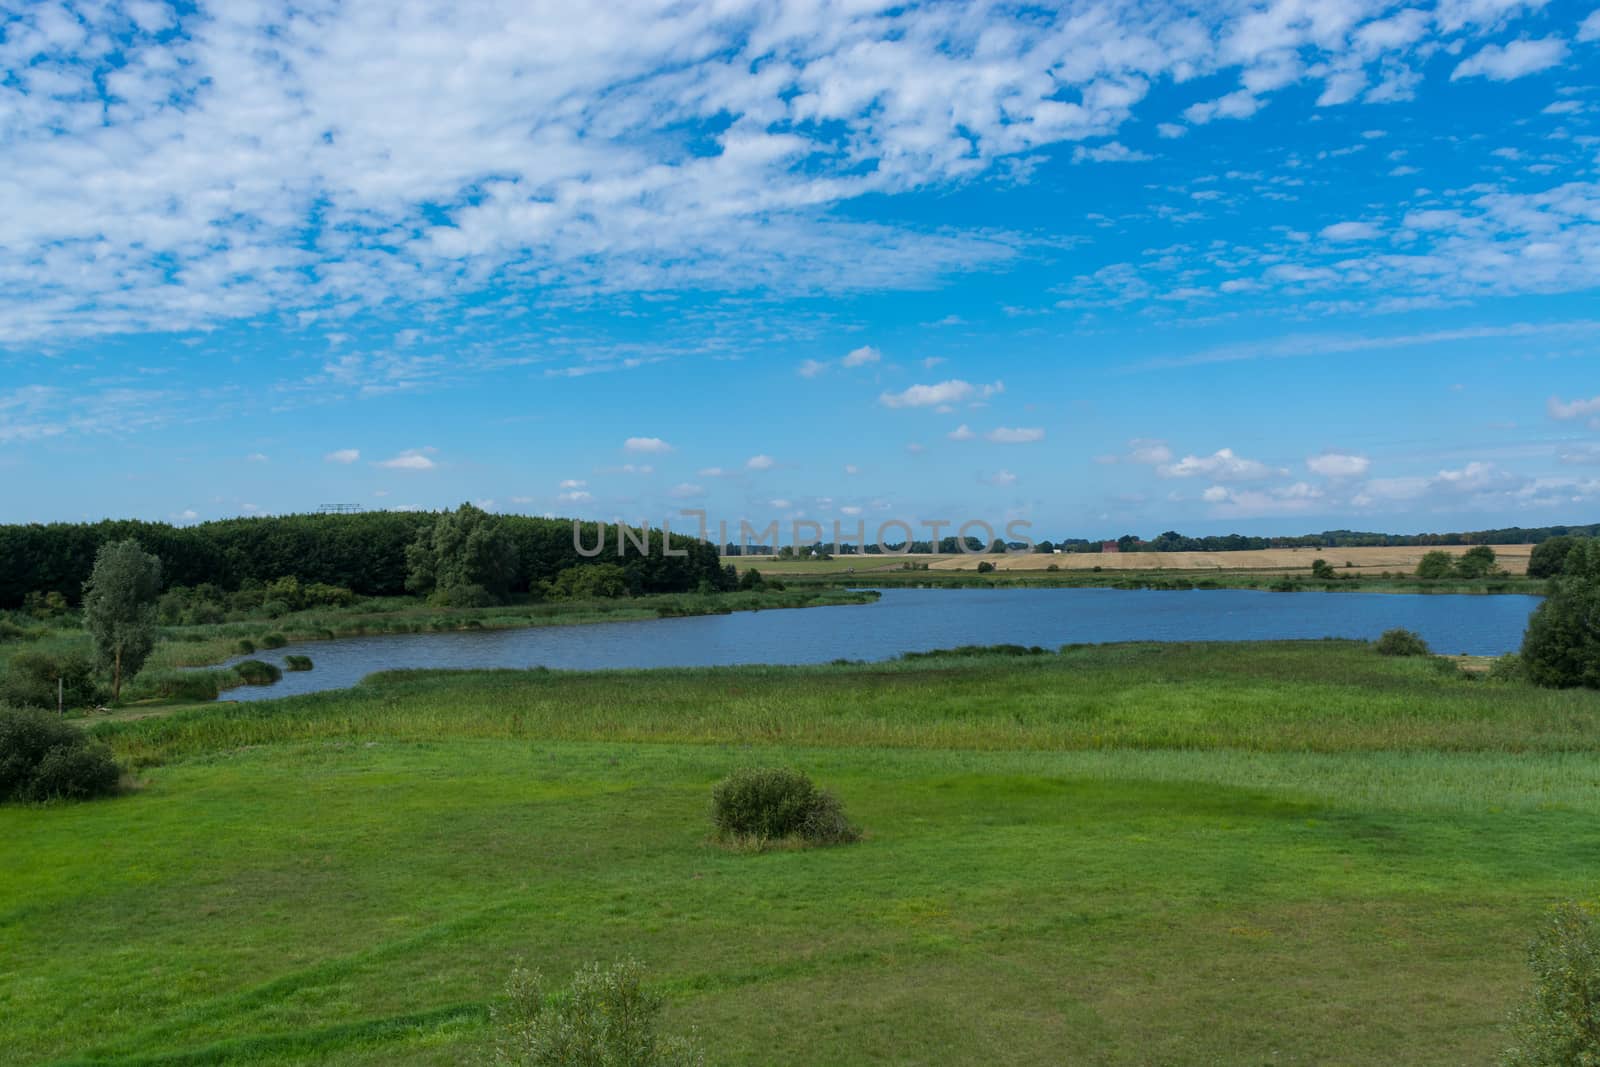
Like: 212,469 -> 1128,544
81,540 -> 163,701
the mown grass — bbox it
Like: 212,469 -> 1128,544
4,642 -> 1597,1065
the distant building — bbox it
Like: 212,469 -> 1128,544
1101,541 -> 1120,554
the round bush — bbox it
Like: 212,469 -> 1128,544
234,659 -> 282,685
234,638 -> 256,654
1375,628 -> 1430,656
259,633 -> 287,649
0,707 -> 121,803
711,767 -> 859,845
283,655 -> 313,672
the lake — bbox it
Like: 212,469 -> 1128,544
216,586 -> 1541,701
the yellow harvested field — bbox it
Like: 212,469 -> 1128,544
927,543 -> 1534,575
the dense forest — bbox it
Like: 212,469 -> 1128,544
0,512 -> 724,608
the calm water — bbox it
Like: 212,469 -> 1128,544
216,587 -> 1541,701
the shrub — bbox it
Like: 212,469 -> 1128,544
435,583 -> 495,608
0,707 -> 121,803
1523,540 -> 1600,688
234,659 -> 282,685
1455,544 -> 1499,578
1503,902 -> 1600,1066
1528,536 -> 1580,580
129,669 -> 223,702
711,767 -> 859,846
1375,628 -> 1430,656
284,655 -> 313,672
235,638 -> 256,654
1415,550 -> 1455,579
1489,653 -> 1526,683
490,958 -> 704,1067
259,632 -> 287,649
0,649 -> 102,711
540,564 -> 630,601
259,599 -> 291,618
1311,558 -> 1336,579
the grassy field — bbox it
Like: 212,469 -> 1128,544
3,642 -> 1596,1065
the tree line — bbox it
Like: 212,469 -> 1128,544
0,508 -> 727,609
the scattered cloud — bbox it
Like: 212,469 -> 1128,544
746,454 -> 775,471
1306,452 -> 1371,478
1320,221 -> 1381,242
375,448 -> 437,471
1158,448 -> 1283,481
879,380 -> 1003,408
1451,38 -> 1569,82
982,469 -> 1018,486
325,448 -> 360,464
841,345 -> 881,368
986,426 -> 1045,443
948,424 -> 976,441
624,436 -> 673,454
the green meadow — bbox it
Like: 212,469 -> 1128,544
5,642 -> 1597,1065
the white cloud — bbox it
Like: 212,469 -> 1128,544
841,345 -> 880,368
1549,394 -> 1600,421
245,452 -> 269,463
1072,141 -> 1151,164
986,426 -> 1045,443
558,489 -> 594,503
948,424 -> 976,441
1581,11 -> 1600,43
1156,123 -> 1187,139
1202,482 -> 1323,518
797,359 -> 828,378
1306,452 -> 1371,478
1451,38 -> 1569,82
1183,90 -> 1261,126
880,380 -> 1003,408
325,448 -> 360,464
982,469 -> 1018,486
770,498 -> 792,509
1320,221 -> 1381,242
698,466 -> 728,477
1158,448 -> 1282,481
745,454 -> 775,471
843,464 -> 859,475
669,483 -> 705,499
624,436 -> 672,454
376,448 -> 437,471
559,479 -> 587,490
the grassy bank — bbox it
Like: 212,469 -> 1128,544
0,587 -> 878,705
3,642 -> 1595,1064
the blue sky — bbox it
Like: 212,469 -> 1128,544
3,0 -> 1600,537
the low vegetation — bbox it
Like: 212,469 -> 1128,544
284,655 -> 314,672
710,766 -> 859,847
491,958 -> 705,1067
1375,628 -> 1430,657
0,706 -> 120,803
1502,903 -> 1600,1066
